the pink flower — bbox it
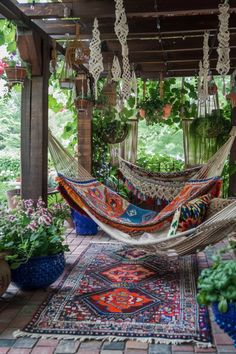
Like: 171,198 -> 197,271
27,221 -> 38,231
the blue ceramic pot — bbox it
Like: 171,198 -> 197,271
71,209 -> 98,236
11,252 -> 65,290
212,302 -> 236,346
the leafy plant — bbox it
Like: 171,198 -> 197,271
197,253 -> 236,313
0,198 -> 69,269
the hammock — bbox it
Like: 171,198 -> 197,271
49,128 -> 236,255
119,158 -> 202,209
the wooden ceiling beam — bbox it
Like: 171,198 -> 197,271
19,0 -> 236,19
36,14 -> 236,38
102,36 -> 236,54
102,49 -> 236,64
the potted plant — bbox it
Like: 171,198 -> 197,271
0,54 -> 29,85
74,95 -> 92,111
0,198 -> 69,290
99,104 -> 134,144
197,249 -> 236,345
138,88 -> 163,125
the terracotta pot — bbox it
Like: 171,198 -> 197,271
208,82 -> 218,95
139,108 -> 146,119
227,88 -> 236,108
74,98 -> 90,111
6,189 -> 20,209
163,103 -> 172,119
4,67 -> 27,84
0,258 -> 11,296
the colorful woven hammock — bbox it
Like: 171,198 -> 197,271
49,128 -> 236,254
119,158 -> 202,210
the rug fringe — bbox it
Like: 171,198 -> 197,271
13,330 -> 213,348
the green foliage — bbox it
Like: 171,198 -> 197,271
136,153 -> 184,173
0,198 -> 69,269
197,253 -> 236,312
0,20 -> 16,53
138,78 -> 197,126
0,89 -> 21,151
189,108 -> 231,165
0,157 -> 20,182
138,120 -> 184,163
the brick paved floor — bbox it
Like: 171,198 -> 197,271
0,228 -> 235,354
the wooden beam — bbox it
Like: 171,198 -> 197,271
17,28 -> 42,76
102,48 -> 236,64
103,35 -> 236,53
36,14 -> 236,38
19,0 -> 236,19
21,39 -> 50,203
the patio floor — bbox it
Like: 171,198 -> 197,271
0,227 -> 236,354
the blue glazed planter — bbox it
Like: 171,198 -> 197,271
11,252 -> 65,290
71,209 -> 98,236
212,302 -> 236,346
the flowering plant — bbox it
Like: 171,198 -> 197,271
0,198 -> 69,269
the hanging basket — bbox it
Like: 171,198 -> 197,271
227,86 -> 236,108
4,67 -> 27,84
103,123 -> 129,144
74,98 -> 90,111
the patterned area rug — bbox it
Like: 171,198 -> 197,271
16,243 -> 212,346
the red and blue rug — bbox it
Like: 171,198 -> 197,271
16,243 -> 212,346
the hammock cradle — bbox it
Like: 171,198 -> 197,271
118,158 -> 202,211
49,128 -> 236,256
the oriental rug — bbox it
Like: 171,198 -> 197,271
15,243 -> 212,346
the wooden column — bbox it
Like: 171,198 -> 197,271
229,107 -> 236,197
19,32 -> 50,202
77,105 -> 93,174
75,75 -> 93,174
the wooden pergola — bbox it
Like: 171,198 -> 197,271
0,0 -> 236,202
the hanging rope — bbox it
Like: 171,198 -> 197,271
111,55 -> 122,82
114,0 -> 131,100
89,18 -> 104,100
216,2 -> 230,93
198,32 -> 210,102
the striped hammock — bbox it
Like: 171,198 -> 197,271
49,128 -> 236,255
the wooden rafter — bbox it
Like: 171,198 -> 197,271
19,0 -> 236,19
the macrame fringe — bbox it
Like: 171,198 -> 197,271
13,330 -> 213,348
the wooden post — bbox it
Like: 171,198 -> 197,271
20,34 -> 50,203
75,75 -> 93,174
77,105 -> 93,174
229,107 -> 236,197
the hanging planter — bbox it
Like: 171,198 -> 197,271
192,110 -> 225,139
139,108 -> 146,119
208,81 -> 218,96
4,66 -> 27,84
103,122 -> 129,144
227,86 -> 236,107
162,103 -> 172,119
74,97 -> 91,111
